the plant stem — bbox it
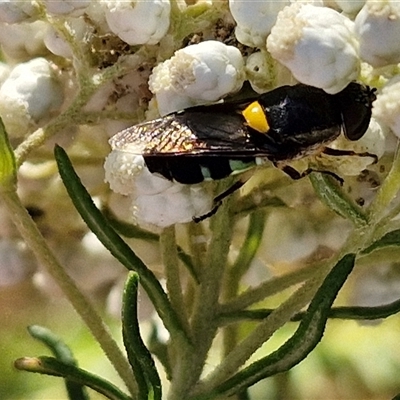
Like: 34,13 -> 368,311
161,227 -> 190,333
168,200 -> 234,399
0,189 -> 138,398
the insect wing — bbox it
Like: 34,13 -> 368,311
109,108 -> 261,157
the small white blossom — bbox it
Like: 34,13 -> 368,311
229,0 -> 290,48
102,0 -> 171,46
43,0 -> 91,16
267,3 -> 359,94
149,40 -> 245,115
104,151 -> 146,196
133,183 -> 212,228
0,20 -> 48,59
0,0 -> 38,23
104,149 -> 213,227
373,76 -> 400,138
245,51 -> 274,94
0,58 -> 63,136
335,0 -> 365,15
355,1 -> 400,68
44,17 -> 88,58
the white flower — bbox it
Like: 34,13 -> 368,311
245,51 -> 274,94
149,40 -> 245,115
104,149 -> 213,227
104,151 -> 146,196
267,3 -> 359,94
43,0 -> 91,16
0,58 -> 63,136
355,1 -> 400,68
229,0 -> 290,48
102,0 -> 171,46
335,0 -> 365,15
0,20 -> 48,59
133,183 -> 212,228
373,76 -> 400,138
0,0 -> 38,23
44,18 -> 87,58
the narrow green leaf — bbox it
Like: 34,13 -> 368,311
231,210 -> 266,277
219,296 -> 400,323
14,356 -> 131,400
196,254 -> 356,399
0,116 -> 16,190
310,173 -> 368,227
27,325 -> 88,400
362,229 -> 400,254
122,272 -> 162,400
54,145 -> 191,345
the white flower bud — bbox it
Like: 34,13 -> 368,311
355,1 -> 400,68
102,0 -> 171,46
104,151 -> 145,196
267,3 -> 359,94
133,183 -> 212,228
0,0 -> 38,23
229,0 -> 290,48
373,76 -> 400,138
149,40 -> 245,115
334,0 -> 365,15
0,20 -> 48,59
44,18 -> 87,58
0,58 -> 63,136
245,51 -> 273,94
104,148 -> 213,227
43,0 -> 91,16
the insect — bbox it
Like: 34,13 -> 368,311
109,82 -> 376,221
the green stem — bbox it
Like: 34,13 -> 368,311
193,254 -> 356,399
55,145 -> 191,346
161,227 -> 190,333
195,268 -> 329,393
1,189 -> 138,397
222,210 -> 266,356
221,260 -> 330,314
168,198 -> 234,400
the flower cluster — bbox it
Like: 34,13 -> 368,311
2,2 -> 400,399
104,0 -> 399,227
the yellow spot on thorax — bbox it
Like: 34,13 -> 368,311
242,101 -> 269,133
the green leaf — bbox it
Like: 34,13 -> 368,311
196,253 -> 356,399
362,229 -> 400,254
219,296 -> 400,323
309,173 -> 368,227
54,145 -> 191,345
122,272 -> 162,400
14,356 -> 131,400
27,325 -> 88,400
0,116 -> 16,190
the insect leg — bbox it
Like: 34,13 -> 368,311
277,163 -> 344,185
321,147 -> 378,164
193,180 -> 246,223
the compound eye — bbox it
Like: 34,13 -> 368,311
242,101 -> 270,133
342,105 -> 371,141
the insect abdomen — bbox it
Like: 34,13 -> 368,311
144,156 -> 255,184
